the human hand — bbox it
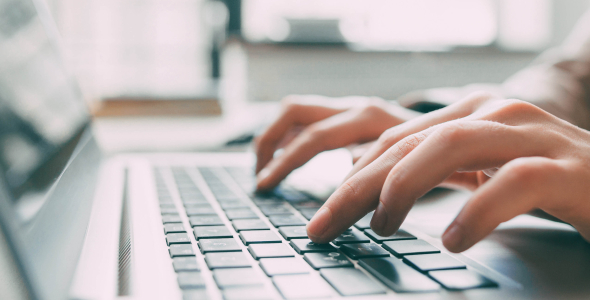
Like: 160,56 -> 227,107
255,95 -> 421,191
306,92 -> 590,253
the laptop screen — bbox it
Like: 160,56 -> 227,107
0,0 -> 89,200
0,1 -> 95,299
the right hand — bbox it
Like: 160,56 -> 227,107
255,95 -> 421,191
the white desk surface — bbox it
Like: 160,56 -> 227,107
92,102 -> 280,154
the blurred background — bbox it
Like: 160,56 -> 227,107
37,0 -> 590,150
44,0 -> 590,102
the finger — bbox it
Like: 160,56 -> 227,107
344,92 -> 500,182
442,157 -> 563,252
373,121 -> 545,236
438,171 -> 481,191
257,106 -> 399,191
306,128 -> 431,243
255,102 -> 345,173
349,141 -> 375,164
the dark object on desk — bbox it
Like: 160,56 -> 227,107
92,95 -> 221,117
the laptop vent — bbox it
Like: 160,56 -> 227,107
118,171 -> 132,296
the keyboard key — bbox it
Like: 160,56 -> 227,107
292,201 -> 322,209
365,229 -> 416,243
429,269 -> 498,290
382,240 -> 440,257
193,226 -> 233,239
303,252 -> 353,269
189,216 -> 224,227
184,203 -> 213,209
166,233 -> 191,245
359,257 -> 440,292
213,268 -> 264,289
278,226 -> 308,240
232,219 -> 270,231
222,287 -> 272,300
159,200 -> 175,206
177,272 -> 206,289
181,197 -> 209,205
160,207 -> 178,214
169,244 -> 195,257
260,204 -> 292,216
273,274 -> 333,299
340,243 -> 390,259
158,196 -> 174,204
269,215 -> 306,227
182,201 -> 210,208
290,239 -> 336,254
225,208 -> 258,220
185,206 -> 217,216
403,253 -> 466,272
252,196 -> 284,206
173,257 -> 200,272
198,238 -> 241,253
205,252 -> 251,269
354,211 -> 374,230
214,194 -> 241,202
274,188 -> 310,202
248,243 -> 295,259
299,208 -> 319,220
162,214 -> 182,224
321,268 -> 386,296
219,201 -> 250,210
164,223 -> 186,234
180,192 -> 206,200
332,229 -> 371,245
239,230 -> 282,245
183,289 -> 209,300
259,257 -> 310,276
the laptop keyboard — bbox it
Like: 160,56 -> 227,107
153,166 -> 498,299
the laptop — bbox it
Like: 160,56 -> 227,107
1,0 -> 589,299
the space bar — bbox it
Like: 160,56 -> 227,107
359,257 -> 441,293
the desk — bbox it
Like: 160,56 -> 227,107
92,102 -> 279,153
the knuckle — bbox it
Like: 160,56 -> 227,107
360,98 -> 388,114
280,95 -> 305,113
432,121 -> 471,146
302,125 -> 328,145
339,180 -> 359,199
388,132 -> 427,161
280,95 -> 300,106
377,127 -> 400,147
460,91 -> 500,108
497,99 -> 542,116
503,157 -> 553,184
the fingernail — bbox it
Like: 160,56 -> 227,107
371,203 -> 388,234
307,207 -> 332,239
256,168 -> 270,186
442,224 -> 464,252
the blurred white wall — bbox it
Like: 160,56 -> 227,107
44,0 -> 590,104
45,0 -> 212,103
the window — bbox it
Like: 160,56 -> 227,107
242,0 -> 552,51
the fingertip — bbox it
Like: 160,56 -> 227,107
442,223 -> 470,253
256,168 -> 271,187
370,203 -> 388,235
306,207 -> 332,242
